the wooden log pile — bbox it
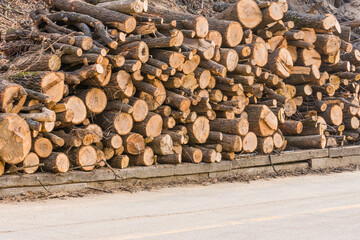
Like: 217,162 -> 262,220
0,0 -> 359,176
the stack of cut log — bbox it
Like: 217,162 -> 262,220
0,0 -> 358,177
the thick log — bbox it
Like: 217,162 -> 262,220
215,0 -> 262,29
210,118 -> 249,136
95,111 -> 133,135
10,53 -> 61,72
246,104 -> 278,137
108,155 -> 129,169
64,64 -> 103,85
17,152 -> 40,174
221,134 -> 242,152
97,0 -> 147,14
61,96 -> 87,125
132,112 -> 163,138
32,137 -> 53,158
129,147 -> 155,166
70,145 -> 97,171
257,136 -> 274,154
104,70 -> 134,100
103,132 -> 123,149
0,80 -> 27,113
266,47 -> 293,78
206,18 -> 243,47
157,154 -> 181,164
314,34 -> 341,55
148,134 -> 173,155
182,146 -> 203,163
279,120 -> 303,135
241,132 -> 258,153
285,135 -> 326,149
319,104 -> 343,126
121,132 -> 145,155
117,41 -> 149,63
283,11 -> 338,31
78,88 -> 107,116
186,116 -> 210,144
41,152 -> 70,173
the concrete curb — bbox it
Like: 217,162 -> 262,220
1,146 -> 360,197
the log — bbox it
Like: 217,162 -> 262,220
97,0 -> 147,14
108,155 -> 129,169
10,53 -> 61,72
41,152 -> 70,173
283,11 -> 338,31
95,111 -> 133,135
0,80 -> 27,113
215,0 -> 262,29
246,104 -> 278,137
182,146 -> 203,163
266,47 -> 293,78
104,70 -> 134,100
148,134 -> 173,155
32,137 -> 53,158
285,135 -> 326,149
61,96 -> 87,125
319,104 -> 343,126
52,130 -> 82,147
129,146 -> 154,166
257,136 -> 274,154
70,145 -> 97,171
43,0 -> 136,33
241,132 -> 258,153
146,6 -> 209,38
78,88 -> 107,116
221,134 -> 242,152
17,152 -> 40,174
0,113 -> 32,164
210,118 -> 249,136
157,154 -> 181,164
132,112 -> 162,138
279,120 -> 303,135
121,132 -> 145,155
186,116 -> 210,144
314,34 -> 341,55
103,132 -> 123,149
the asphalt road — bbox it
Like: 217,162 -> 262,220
1,171 -> 360,240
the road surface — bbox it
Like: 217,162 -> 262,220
1,171 -> 360,240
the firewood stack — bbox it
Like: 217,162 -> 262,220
0,0 -> 359,176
